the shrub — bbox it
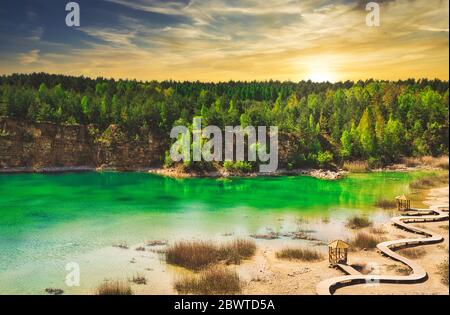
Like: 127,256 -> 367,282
163,150 -> 173,168
223,161 -> 253,173
346,216 -> 373,229
95,280 -> 133,295
317,151 -> 333,168
174,267 -> 242,295
276,247 -> 323,261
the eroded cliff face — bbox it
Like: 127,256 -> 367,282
0,117 -> 167,171
0,116 -> 309,172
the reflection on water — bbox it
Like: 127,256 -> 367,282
0,171 -> 433,294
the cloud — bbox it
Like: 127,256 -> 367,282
1,0 -> 448,81
29,27 -> 44,41
19,49 -> 40,65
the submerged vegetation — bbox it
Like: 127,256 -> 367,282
276,247 -> 324,261
166,239 -> 256,271
0,73 -> 448,169
174,267 -> 242,295
375,199 -> 397,209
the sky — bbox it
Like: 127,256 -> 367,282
0,0 -> 448,82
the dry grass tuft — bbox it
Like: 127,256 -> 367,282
346,216 -> 373,229
398,247 -> 426,259
166,239 -> 256,271
369,226 -> 387,235
174,267 -> 242,295
343,161 -> 369,173
129,273 -> 147,285
276,247 -> 324,261
403,156 -> 449,169
438,259 -> 449,286
409,173 -> 449,189
350,232 -> 382,249
95,280 -> 133,295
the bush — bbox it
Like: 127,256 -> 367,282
95,280 -> 133,295
346,216 -> 373,229
163,150 -> 173,168
276,247 -> 323,261
174,267 -> 242,295
223,161 -> 253,173
317,151 -> 334,168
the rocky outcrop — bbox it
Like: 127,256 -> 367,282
0,117 -> 166,171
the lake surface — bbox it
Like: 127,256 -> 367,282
0,171 -> 431,294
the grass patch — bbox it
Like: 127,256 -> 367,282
95,280 -> 133,295
174,267 -> 242,295
166,239 -> 256,271
276,247 -> 323,261
369,227 -> 387,235
403,156 -> 449,169
409,173 -> 449,189
398,247 -> 426,259
350,232 -> 381,249
374,199 -> 397,209
346,216 -> 373,229
343,161 -> 369,173
438,259 -> 449,286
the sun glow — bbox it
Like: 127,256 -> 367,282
307,64 -> 336,83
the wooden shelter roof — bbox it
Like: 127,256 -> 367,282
396,195 -> 408,201
328,240 -> 349,249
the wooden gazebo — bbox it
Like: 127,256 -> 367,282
395,195 -> 410,211
328,240 -> 349,266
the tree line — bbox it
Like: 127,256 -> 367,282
0,73 -> 448,168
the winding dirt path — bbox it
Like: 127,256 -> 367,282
316,204 -> 449,295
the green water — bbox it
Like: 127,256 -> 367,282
0,171 -> 432,294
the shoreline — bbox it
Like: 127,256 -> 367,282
1,163 -> 446,180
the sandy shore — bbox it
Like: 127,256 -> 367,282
239,186 -> 449,295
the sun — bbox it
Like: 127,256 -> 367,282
308,65 -> 336,83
